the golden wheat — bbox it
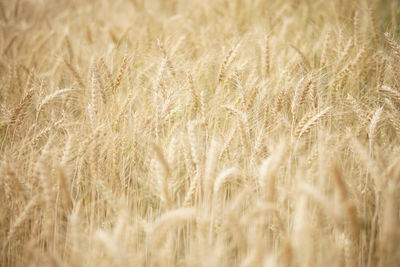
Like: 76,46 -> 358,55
1,1 -> 400,266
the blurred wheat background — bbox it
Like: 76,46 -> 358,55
1,0 -> 400,266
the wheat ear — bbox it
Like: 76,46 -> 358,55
384,32 -> 400,61
295,107 -> 331,138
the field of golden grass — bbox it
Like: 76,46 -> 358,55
1,0 -> 400,266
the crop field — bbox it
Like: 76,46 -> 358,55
1,0 -> 400,266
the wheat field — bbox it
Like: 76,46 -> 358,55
1,0 -> 400,266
